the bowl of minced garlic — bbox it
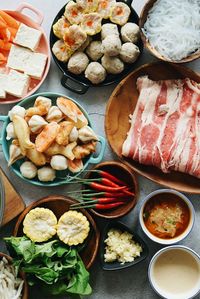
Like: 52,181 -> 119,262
100,221 -> 148,270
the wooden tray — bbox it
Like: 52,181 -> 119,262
0,167 -> 25,226
105,62 -> 200,194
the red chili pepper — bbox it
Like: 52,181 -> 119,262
82,197 -> 128,203
97,170 -> 126,186
83,181 -> 126,193
99,177 -> 120,188
94,202 -> 125,210
123,189 -> 135,196
82,191 -> 134,198
70,201 -> 125,210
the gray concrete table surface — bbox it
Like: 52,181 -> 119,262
0,0 -> 200,298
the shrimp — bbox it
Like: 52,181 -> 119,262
35,122 -> 60,152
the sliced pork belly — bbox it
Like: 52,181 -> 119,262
122,76 -> 200,179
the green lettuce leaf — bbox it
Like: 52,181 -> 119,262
4,236 -> 92,296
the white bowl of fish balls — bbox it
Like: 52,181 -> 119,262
1,92 -> 105,186
50,0 -> 142,87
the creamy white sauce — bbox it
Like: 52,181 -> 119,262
152,249 -> 200,298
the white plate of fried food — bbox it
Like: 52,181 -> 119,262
50,0 -> 143,94
0,92 -> 105,186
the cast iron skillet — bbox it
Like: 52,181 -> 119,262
50,0 -> 143,94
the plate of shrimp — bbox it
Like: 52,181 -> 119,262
0,92 -> 106,186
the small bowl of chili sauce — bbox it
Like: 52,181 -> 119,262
139,189 -> 195,245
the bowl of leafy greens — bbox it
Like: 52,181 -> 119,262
4,195 -> 100,298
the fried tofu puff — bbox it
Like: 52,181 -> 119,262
81,13 -> 102,35
52,40 -> 72,62
53,16 -> 70,39
64,1 -> 84,24
97,0 -> 116,19
110,2 -> 131,26
63,24 -> 87,52
77,0 -> 98,13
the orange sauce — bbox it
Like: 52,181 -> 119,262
143,194 -> 190,239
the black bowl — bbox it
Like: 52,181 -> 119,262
49,0 -> 143,94
100,221 -> 149,270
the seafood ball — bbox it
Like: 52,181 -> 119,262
101,55 -> 124,74
68,52 -> 89,75
121,23 -> 140,43
86,41 -> 103,61
85,62 -> 106,84
78,36 -> 92,51
50,155 -> 68,170
102,34 -> 121,56
20,161 -> 37,179
120,43 -> 140,63
38,166 -> 56,182
101,23 -> 119,40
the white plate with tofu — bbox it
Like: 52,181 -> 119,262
0,3 -> 50,104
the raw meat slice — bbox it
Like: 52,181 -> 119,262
122,76 -> 200,179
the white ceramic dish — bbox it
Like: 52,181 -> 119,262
148,246 -> 200,299
139,189 -> 195,245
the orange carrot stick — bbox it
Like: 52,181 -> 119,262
0,52 -> 7,64
0,39 -> 11,51
0,28 -> 10,41
0,11 -> 19,29
0,20 -> 6,28
0,15 -> 6,25
7,26 -> 17,38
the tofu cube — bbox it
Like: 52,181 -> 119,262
0,74 -> 6,99
7,44 -> 32,73
5,70 -> 30,98
0,89 -> 6,99
14,23 -> 42,51
7,44 -> 47,80
24,52 -> 47,80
